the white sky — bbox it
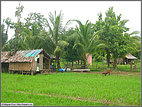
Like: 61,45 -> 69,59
1,1 -> 141,40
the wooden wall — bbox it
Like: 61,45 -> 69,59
31,60 -> 37,71
45,59 -> 50,69
39,54 -> 43,70
2,63 -> 9,72
9,62 -> 31,71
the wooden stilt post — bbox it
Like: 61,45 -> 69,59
130,60 -> 133,72
22,71 -> 23,75
31,71 -> 34,75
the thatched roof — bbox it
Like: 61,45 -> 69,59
1,51 -> 11,63
125,53 -> 137,60
1,49 -> 50,63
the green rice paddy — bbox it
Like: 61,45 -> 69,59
1,72 -> 141,106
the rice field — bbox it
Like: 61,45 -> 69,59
1,72 -> 141,106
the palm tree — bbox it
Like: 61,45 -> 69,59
46,11 -> 68,69
72,20 -> 99,68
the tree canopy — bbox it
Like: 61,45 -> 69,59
1,6 -> 140,70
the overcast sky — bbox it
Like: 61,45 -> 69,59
1,1 -> 141,40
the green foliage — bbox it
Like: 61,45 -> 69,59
2,38 -> 15,51
24,12 -> 47,36
14,3 -> 24,53
46,10 -> 69,68
129,36 -> 141,59
1,73 -> 141,106
54,46 -> 62,58
1,6 -> 140,70
1,18 -> 12,48
94,7 -> 140,68
93,52 -> 104,62
63,31 -> 81,62
70,20 -> 99,67
15,4 -> 24,19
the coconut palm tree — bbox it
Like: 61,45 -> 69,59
46,11 -> 68,69
72,20 -> 99,68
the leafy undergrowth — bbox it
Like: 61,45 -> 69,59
1,72 -> 141,106
87,61 -> 141,72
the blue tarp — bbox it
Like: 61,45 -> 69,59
59,68 -> 66,72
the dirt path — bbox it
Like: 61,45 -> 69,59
10,90 -> 136,106
12,90 -> 111,105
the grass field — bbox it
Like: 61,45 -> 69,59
60,60 -> 141,72
1,72 -> 141,106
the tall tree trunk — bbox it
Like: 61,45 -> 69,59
78,60 -> 79,65
14,31 -> 18,54
113,57 -> 117,69
83,58 -> 87,68
130,60 -> 133,72
14,2 -> 22,54
106,48 -> 110,68
56,56 -> 60,69
72,61 -> 73,67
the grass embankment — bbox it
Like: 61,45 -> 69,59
1,72 -> 141,106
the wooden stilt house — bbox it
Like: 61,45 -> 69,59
124,53 -> 137,72
1,49 -> 51,75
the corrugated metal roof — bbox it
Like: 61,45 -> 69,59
24,49 -> 41,57
1,49 -> 49,63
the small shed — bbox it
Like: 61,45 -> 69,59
124,53 -> 137,72
125,53 -> 137,64
1,49 -> 51,75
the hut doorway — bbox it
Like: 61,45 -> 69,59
37,58 -> 39,71
34,55 -> 40,72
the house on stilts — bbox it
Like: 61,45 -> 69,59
1,49 -> 53,75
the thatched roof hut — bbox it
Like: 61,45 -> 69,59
125,53 -> 137,72
1,49 -> 51,75
5,49 -> 50,63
